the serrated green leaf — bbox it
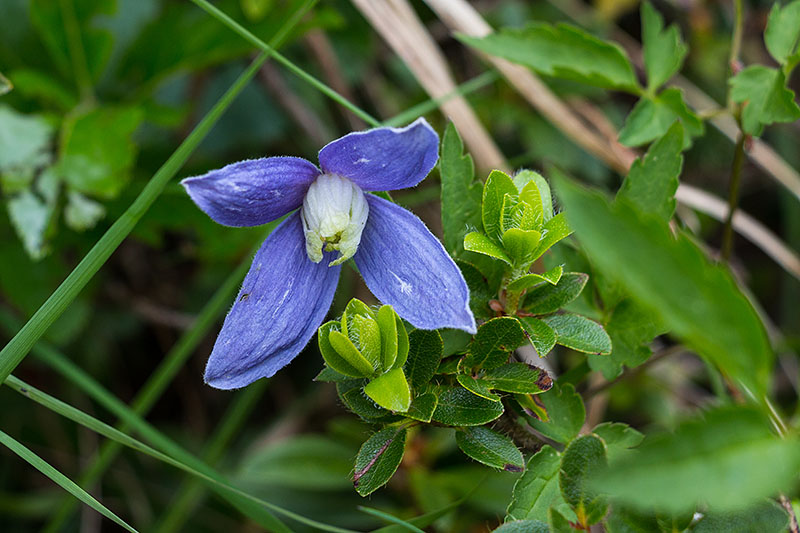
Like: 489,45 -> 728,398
431,386 -> 504,426
618,89 -> 702,147
492,520 -> 549,533
560,435 -> 608,527
543,313 -> 612,355
325,326 -> 375,377
524,383 -> 585,444
507,267 -> 563,292
517,316 -> 557,357
460,23 -> 639,92
484,363 -> 553,394
55,106 -> 143,198
364,368 -> 411,412
693,501 -> 789,533
530,212 -> 572,261
618,121 -> 684,221
523,272 -> 588,315
456,426 -> 524,471
465,317 -> 527,370
730,65 -> 800,136
502,227 -> 541,264
591,422 -> 644,463
482,170 -> 518,243
405,392 -> 438,422
404,329 -> 443,389
765,1 -> 800,65
514,170 -> 553,222
440,122 -> 482,257
456,373 -> 502,401
555,173 -> 773,397
592,406 -> 800,513
507,446 -> 575,523
464,231 -> 513,264
376,305 -> 398,370
641,1 -> 687,89
353,427 -> 407,496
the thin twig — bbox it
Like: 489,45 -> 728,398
722,132 -> 747,260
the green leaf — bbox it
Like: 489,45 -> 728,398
364,368 -> 411,413
523,272 -> 588,315
502,228 -> 541,264
492,520 -> 549,533
517,317 -> 557,357
465,317 -> 527,370
618,89 -> 702,147
605,506 -> 661,533
353,427 -> 407,496
0,105 -> 53,172
591,422 -> 644,463
464,231 -> 512,264
592,406 -> 800,513
431,386 -> 504,426
64,191 -> 105,231
590,299 -> 664,379
641,1 -> 687,89
440,122 -> 482,257
458,260 -> 495,319
549,508 -> 575,533
484,363 -> 553,394
457,373 -> 502,401
323,324 -> 375,378
542,313 -> 612,355
313,366 -> 351,383
403,329 -> 443,389
559,435 -> 608,527
524,383 -> 585,444
376,305 -> 399,370
7,189 -> 56,260
764,0 -> 800,65
514,170 -> 553,222
530,212 -> 572,261
460,23 -> 639,92
555,174 -> 773,396
507,265 -> 563,292
482,170 -> 518,243
405,392 -> 438,423
507,446 -> 574,523
618,121 -> 684,221
694,501 -> 789,533
395,313 -> 410,370
456,426 -> 524,471
237,435 -> 354,491
0,430 -> 137,532
55,107 -> 143,198
337,380 -> 395,421
730,65 -> 800,136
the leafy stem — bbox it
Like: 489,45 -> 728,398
722,129 -> 746,261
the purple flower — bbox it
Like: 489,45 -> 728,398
182,119 -> 476,389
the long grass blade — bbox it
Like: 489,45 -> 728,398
4,375 -> 360,533
0,428 -> 137,533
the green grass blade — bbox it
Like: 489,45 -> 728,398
0,53 -> 269,384
357,506 -> 426,533
0,428 -> 137,533
153,380 -> 269,533
4,375 -> 360,533
189,0 -> 380,127
382,70 -> 500,127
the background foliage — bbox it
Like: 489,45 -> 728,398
1,0 -> 800,531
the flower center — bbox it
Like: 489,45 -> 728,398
301,174 -> 369,266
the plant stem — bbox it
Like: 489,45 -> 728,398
722,132 -> 746,260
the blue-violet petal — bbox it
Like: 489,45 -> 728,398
317,118 -> 438,191
182,157 -> 320,227
354,195 -> 476,334
204,212 -> 341,389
